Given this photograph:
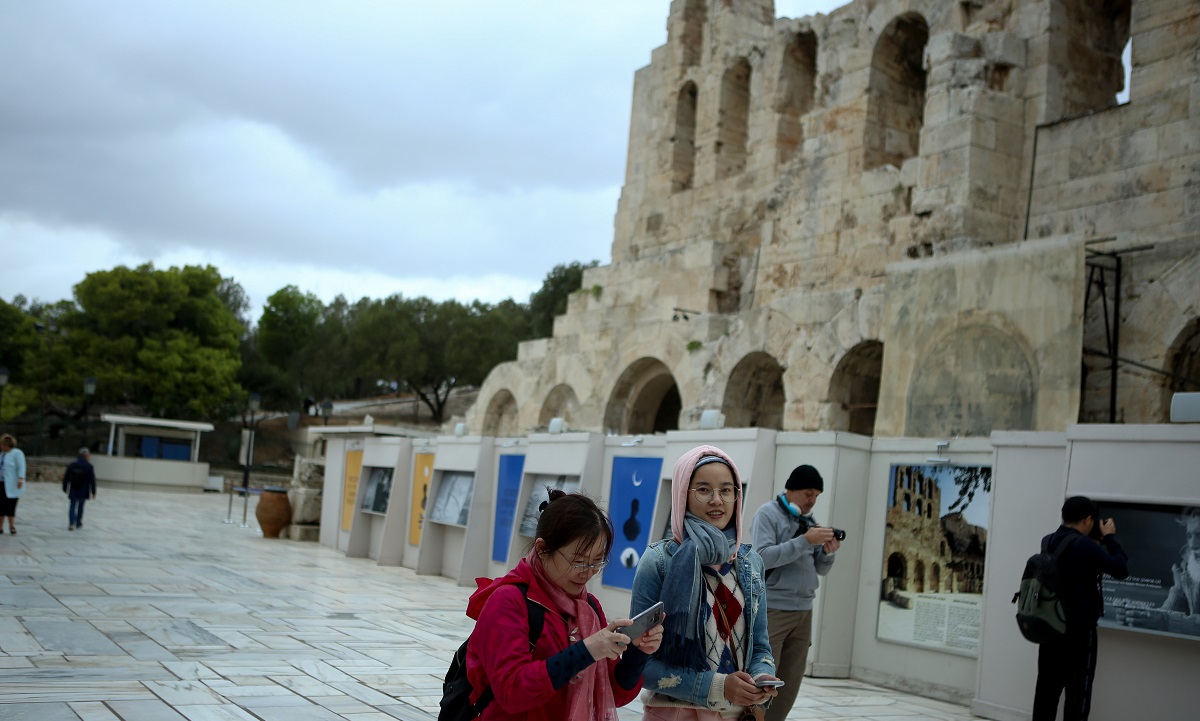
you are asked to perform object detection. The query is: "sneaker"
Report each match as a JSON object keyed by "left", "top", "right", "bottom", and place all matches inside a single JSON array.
[{"left": 68, "top": 525, "right": 75, "bottom": 531}]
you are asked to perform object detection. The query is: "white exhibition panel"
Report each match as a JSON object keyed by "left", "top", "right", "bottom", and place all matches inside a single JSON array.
[
  {"left": 852, "top": 436, "right": 996, "bottom": 703},
  {"left": 590, "top": 434, "right": 668, "bottom": 617},
  {"left": 416, "top": 435, "right": 496, "bottom": 586},
  {"left": 502, "top": 432, "right": 605, "bottom": 570},
  {"left": 973, "top": 432, "right": 1068, "bottom": 721},
  {"left": 774, "top": 431, "right": 872, "bottom": 679},
  {"left": 341, "top": 437, "right": 410, "bottom": 564}
]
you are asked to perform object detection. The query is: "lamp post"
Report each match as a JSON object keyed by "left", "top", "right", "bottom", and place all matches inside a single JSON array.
[
  {"left": 321, "top": 400, "right": 333, "bottom": 426},
  {"left": 240, "top": 393, "right": 261, "bottom": 528},
  {"left": 0, "top": 367, "right": 8, "bottom": 422},
  {"left": 82, "top": 376, "right": 96, "bottom": 449}
]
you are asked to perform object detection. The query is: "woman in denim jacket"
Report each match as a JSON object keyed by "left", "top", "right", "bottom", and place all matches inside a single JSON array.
[{"left": 630, "top": 445, "right": 780, "bottom": 720}]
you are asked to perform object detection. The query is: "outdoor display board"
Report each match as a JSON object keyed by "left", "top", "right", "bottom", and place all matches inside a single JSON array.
[
  {"left": 409, "top": 452, "right": 434, "bottom": 545},
  {"left": 602, "top": 456, "right": 664, "bottom": 590},
  {"left": 340, "top": 449, "right": 364, "bottom": 531},
  {"left": 493, "top": 454, "right": 526, "bottom": 563},
  {"left": 517, "top": 474, "right": 580, "bottom": 537},
  {"left": 876, "top": 463, "right": 991, "bottom": 657},
  {"left": 358, "top": 466, "right": 394, "bottom": 514},
  {"left": 429, "top": 471, "right": 475, "bottom": 526},
  {"left": 1099, "top": 501, "right": 1200, "bottom": 641}
]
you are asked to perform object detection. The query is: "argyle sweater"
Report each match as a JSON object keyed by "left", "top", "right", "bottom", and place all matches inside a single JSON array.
[{"left": 703, "top": 563, "right": 747, "bottom": 675}]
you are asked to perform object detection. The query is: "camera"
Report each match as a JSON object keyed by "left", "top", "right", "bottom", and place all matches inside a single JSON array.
[{"left": 832, "top": 528, "right": 847, "bottom": 541}]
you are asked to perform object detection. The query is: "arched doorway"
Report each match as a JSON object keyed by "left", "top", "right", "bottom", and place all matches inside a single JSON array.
[
  {"left": 482, "top": 389, "right": 519, "bottom": 437},
  {"left": 604, "top": 359, "right": 681, "bottom": 435},
  {"left": 864, "top": 14, "right": 929, "bottom": 170},
  {"left": 828, "top": 340, "right": 883, "bottom": 435},
  {"left": 723, "top": 352, "right": 785, "bottom": 429},
  {"left": 539, "top": 384, "right": 580, "bottom": 429}
]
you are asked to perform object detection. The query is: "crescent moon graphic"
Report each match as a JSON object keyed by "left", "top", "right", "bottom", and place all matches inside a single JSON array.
[{"left": 631, "top": 472, "right": 643, "bottom": 487}]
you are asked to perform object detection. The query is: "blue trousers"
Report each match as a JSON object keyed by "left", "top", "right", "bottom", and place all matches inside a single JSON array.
[{"left": 69, "top": 498, "right": 87, "bottom": 527}]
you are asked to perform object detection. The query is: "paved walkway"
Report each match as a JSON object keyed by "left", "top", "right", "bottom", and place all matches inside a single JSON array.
[{"left": 0, "top": 483, "right": 980, "bottom": 720}]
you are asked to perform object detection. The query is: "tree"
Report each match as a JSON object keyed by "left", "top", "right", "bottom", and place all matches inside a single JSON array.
[
  {"left": 257, "top": 286, "right": 323, "bottom": 370},
  {"left": 946, "top": 466, "right": 993, "bottom": 514},
  {"left": 528, "top": 260, "right": 598, "bottom": 338},
  {"left": 65, "top": 264, "right": 243, "bottom": 420}
]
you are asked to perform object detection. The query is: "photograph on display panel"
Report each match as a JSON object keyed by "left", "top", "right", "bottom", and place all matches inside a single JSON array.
[
  {"left": 1099, "top": 502, "right": 1200, "bottom": 641},
  {"left": 517, "top": 474, "right": 581, "bottom": 537},
  {"left": 602, "top": 456, "right": 664, "bottom": 589},
  {"left": 359, "top": 466, "right": 394, "bottom": 514},
  {"left": 876, "top": 463, "right": 991, "bottom": 657},
  {"left": 428, "top": 471, "right": 475, "bottom": 526}
]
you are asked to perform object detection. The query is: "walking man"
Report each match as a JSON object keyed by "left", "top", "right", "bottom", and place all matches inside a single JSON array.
[
  {"left": 751, "top": 464, "right": 840, "bottom": 721},
  {"left": 1032, "top": 496, "right": 1128, "bottom": 721},
  {"left": 63, "top": 448, "right": 96, "bottom": 530}
]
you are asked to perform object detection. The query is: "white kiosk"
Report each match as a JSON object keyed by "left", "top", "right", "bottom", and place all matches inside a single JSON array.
[
  {"left": 416, "top": 433, "right": 497, "bottom": 586},
  {"left": 773, "top": 431, "right": 873, "bottom": 679},
  {"left": 339, "top": 436, "right": 413, "bottom": 564},
  {"left": 497, "top": 431, "right": 605, "bottom": 576}
]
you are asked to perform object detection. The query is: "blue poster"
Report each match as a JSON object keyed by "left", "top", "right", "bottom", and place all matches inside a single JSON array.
[
  {"left": 603, "top": 456, "right": 664, "bottom": 590},
  {"left": 493, "top": 454, "right": 526, "bottom": 562}
]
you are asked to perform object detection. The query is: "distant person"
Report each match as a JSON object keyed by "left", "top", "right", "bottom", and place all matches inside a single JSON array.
[
  {"left": 465, "top": 491, "right": 661, "bottom": 720},
  {"left": 0, "top": 434, "right": 26, "bottom": 535},
  {"left": 1032, "top": 496, "right": 1128, "bottom": 721},
  {"left": 751, "top": 464, "right": 840, "bottom": 721},
  {"left": 63, "top": 447, "right": 97, "bottom": 530}
]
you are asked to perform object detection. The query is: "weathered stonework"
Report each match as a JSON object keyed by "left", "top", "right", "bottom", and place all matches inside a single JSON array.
[{"left": 467, "top": 0, "right": 1199, "bottom": 438}]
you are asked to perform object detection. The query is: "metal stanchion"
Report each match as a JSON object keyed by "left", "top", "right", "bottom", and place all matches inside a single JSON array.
[{"left": 224, "top": 483, "right": 235, "bottom": 523}]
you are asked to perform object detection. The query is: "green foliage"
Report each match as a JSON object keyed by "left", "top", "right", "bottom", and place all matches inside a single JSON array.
[
  {"left": 528, "top": 260, "right": 598, "bottom": 338},
  {"left": 60, "top": 263, "right": 243, "bottom": 419},
  {"left": 257, "top": 286, "right": 323, "bottom": 369},
  {"left": 947, "top": 466, "right": 993, "bottom": 514},
  {"left": 686, "top": 340, "right": 703, "bottom": 353}
]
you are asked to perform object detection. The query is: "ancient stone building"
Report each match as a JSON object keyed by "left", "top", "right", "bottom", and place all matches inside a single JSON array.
[
  {"left": 884, "top": 466, "right": 952, "bottom": 594},
  {"left": 466, "top": 0, "right": 1200, "bottom": 439}
]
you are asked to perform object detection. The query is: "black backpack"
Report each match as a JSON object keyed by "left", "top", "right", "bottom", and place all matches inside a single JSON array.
[
  {"left": 1012, "top": 534, "right": 1079, "bottom": 643},
  {"left": 438, "top": 582, "right": 599, "bottom": 721}
]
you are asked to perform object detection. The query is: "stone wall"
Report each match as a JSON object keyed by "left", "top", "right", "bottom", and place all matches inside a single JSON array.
[{"left": 466, "top": 0, "right": 1199, "bottom": 439}]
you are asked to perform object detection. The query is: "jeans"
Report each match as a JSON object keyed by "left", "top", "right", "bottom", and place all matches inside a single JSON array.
[{"left": 69, "top": 498, "right": 87, "bottom": 527}]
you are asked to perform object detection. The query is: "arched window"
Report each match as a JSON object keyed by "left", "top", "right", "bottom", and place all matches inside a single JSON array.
[
  {"left": 717, "top": 57, "right": 752, "bottom": 179},
  {"left": 864, "top": 14, "right": 929, "bottom": 170},
  {"left": 672, "top": 82, "right": 698, "bottom": 192},
  {"left": 776, "top": 30, "right": 817, "bottom": 164}
]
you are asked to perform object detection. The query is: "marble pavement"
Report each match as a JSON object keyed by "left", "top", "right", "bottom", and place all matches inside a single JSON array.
[{"left": 0, "top": 482, "right": 981, "bottom": 720}]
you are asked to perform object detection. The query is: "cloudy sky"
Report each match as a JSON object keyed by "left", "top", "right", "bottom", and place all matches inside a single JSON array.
[{"left": 2, "top": 1, "right": 847, "bottom": 321}]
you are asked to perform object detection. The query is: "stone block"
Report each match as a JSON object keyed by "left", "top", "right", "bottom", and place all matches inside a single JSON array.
[
  {"left": 925, "top": 32, "right": 982, "bottom": 67},
  {"left": 981, "top": 31, "right": 1027, "bottom": 68},
  {"left": 912, "top": 186, "right": 948, "bottom": 216}
]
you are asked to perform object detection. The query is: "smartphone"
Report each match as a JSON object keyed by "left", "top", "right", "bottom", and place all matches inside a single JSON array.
[
  {"left": 617, "top": 601, "right": 665, "bottom": 640},
  {"left": 753, "top": 679, "right": 785, "bottom": 689}
]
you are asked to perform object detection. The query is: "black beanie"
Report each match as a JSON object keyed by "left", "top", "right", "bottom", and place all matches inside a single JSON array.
[{"left": 785, "top": 464, "right": 823, "bottom": 492}]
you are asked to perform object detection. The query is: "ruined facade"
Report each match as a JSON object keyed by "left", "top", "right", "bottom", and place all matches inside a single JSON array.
[{"left": 466, "top": 0, "right": 1200, "bottom": 439}]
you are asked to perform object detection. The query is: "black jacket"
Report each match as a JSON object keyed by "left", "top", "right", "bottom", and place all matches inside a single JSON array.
[
  {"left": 1043, "top": 526, "right": 1128, "bottom": 630},
  {"left": 63, "top": 459, "right": 96, "bottom": 500}
]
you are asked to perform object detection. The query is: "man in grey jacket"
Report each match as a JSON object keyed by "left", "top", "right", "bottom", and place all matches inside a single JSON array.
[{"left": 751, "top": 464, "right": 840, "bottom": 721}]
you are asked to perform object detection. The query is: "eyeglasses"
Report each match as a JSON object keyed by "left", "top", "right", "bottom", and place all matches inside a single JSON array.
[
  {"left": 556, "top": 550, "right": 609, "bottom": 572},
  {"left": 690, "top": 486, "right": 739, "bottom": 503}
]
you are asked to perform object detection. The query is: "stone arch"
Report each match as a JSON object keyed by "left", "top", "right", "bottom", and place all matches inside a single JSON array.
[
  {"left": 604, "top": 358, "right": 682, "bottom": 435},
  {"left": 672, "top": 82, "right": 699, "bottom": 192},
  {"left": 482, "top": 389, "right": 520, "bottom": 437},
  {"left": 722, "top": 351, "right": 785, "bottom": 429},
  {"left": 827, "top": 340, "right": 883, "bottom": 436},
  {"left": 539, "top": 384, "right": 580, "bottom": 429},
  {"left": 864, "top": 13, "right": 929, "bottom": 171},
  {"left": 1163, "top": 317, "right": 1200, "bottom": 420},
  {"left": 776, "top": 29, "right": 817, "bottom": 164},
  {"left": 1055, "top": 0, "right": 1131, "bottom": 116},
  {"left": 906, "top": 323, "right": 1036, "bottom": 437},
  {"left": 914, "top": 559, "right": 926, "bottom": 592},
  {"left": 680, "top": 0, "right": 706, "bottom": 67},
  {"left": 717, "top": 57, "right": 752, "bottom": 180}
]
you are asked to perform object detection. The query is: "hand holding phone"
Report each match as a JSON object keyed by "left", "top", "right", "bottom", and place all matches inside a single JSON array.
[
  {"left": 617, "top": 601, "right": 665, "bottom": 640},
  {"left": 753, "top": 678, "right": 785, "bottom": 689}
]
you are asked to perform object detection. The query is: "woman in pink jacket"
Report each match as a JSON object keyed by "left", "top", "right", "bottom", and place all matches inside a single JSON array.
[{"left": 466, "top": 491, "right": 663, "bottom": 720}]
